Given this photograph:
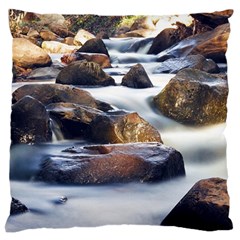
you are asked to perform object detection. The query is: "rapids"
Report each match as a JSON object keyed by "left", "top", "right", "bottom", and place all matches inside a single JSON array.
[{"left": 6, "top": 37, "right": 228, "bottom": 231}]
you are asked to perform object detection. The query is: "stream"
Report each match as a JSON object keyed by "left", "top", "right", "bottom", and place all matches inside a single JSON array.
[{"left": 6, "top": 37, "right": 228, "bottom": 232}]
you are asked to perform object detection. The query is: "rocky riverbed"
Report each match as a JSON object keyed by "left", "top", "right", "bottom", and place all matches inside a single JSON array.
[{"left": 6, "top": 9, "right": 233, "bottom": 231}]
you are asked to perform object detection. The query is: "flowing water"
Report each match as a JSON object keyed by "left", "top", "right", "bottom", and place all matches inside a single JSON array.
[{"left": 6, "top": 37, "right": 228, "bottom": 232}]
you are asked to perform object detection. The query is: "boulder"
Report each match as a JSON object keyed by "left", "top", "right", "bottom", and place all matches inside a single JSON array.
[
  {"left": 36, "top": 142, "right": 185, "bottom": 184},
  {"left": 153, "top": 54, "right": 220, "bottom": 74},
  {"left": 77, "top": 38, "right": 110, "bottom": 57},
  {"left": 191, "top": 9, "right": 233, "bottom": 28},
  {"left": 153, "top": 68, "right": 228, "bottom": 125},
  {"left": 40, "top": 29, "right": 59, "bottom": 41},
  {"left": 73, "top": 29, "right": 95, "bottom": 46},
  {"left": 11, "top": 96, "right": 52, "bottom": 144},
  {"left": 56, "top": 60, "right": 115, "bottom": 86},
  {"left": 47, "top": 103, "right": 162, "bottom": 143},
  {"left": 61, "top": 52, "right": 112, "bottom": 68},
  {"left": 161, "top": 178, "right": 233, "bottom": 231},
  {"left": 27, "top": 28, "right": 40, "bottom": 38},
  {"left": 96, "top": 31, "right": 110, "bottom": 39},
  {"left": 148, "top": 24, "right": 192, "bottom": 55},
  {"left": 63, "top": 37, "right": 75, "bottom": 45},
  {"left": 41, "top": 41, "right": 79, "bottom": 54},
  {"left": 47, "top": 103, "right": 103, "bottom": 139},
  {"left": 48, "top": 22, "right": 69, "bottom": 38},
  {"left": 158, "top": 23, "right": 230, "bottom": 63},
  {"left": 91, "top": 110, "right": 162, "bottom": 143},
  {"left": 148, "top": 28, "right": 179, "bottom": 54},
  {"left": 10, "top": 198, "right": 28, "bottom": 215},
  {"left": 12, "top": 38, "right": 52, "bottom": 68},
  {"left": 12, "top": 83, "right": 113, "bottom": 112},
  {"left": 121, "top": 63, "right": 153, "bottom": 88}
]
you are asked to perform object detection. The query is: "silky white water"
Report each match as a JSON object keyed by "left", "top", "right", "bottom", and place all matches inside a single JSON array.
[{"left": 6, "top": 38, "right": 228, "bottom": 232}]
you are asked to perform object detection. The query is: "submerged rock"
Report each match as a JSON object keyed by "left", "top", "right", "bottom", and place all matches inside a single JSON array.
[
  {"left": 11, "top": 96, "right": 52, "bottom": 144},
  {"left": 153, "top": 68, "right": 228, "bottom": 125},
  {"left": 13, "top": 38, "right": 52, "bottom": 68},
  {"left": 12, "top": 83, "right": 112, "bottom": 112},
  {"left": 121, "top": 63, "right": 153, "bottom": 88},
  {"left": 153, "top": 54, "right": 220, "bottom": 74},
  {"left": 56, "top": 60, "right": 115, "bottom": 86},
  {"left": 36, "top": 142, "right": 185, "bottom": 184},
  {"left": 161, "top": 177, "right": 233, "bottom": 231},
  {"left": 10, "top": 198, "right": 28, "bottom": 215}
]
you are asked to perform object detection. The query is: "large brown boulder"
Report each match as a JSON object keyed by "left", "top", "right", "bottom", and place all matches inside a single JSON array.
[
  {"left": 158, "top": 23, "right": 230, "bottom": 63},
  {"left": 153, "top": 54, "right": 220, "bottom": 74},
  {"left": 77, "top": 38, "right": 110, "bottom": 57},
  {"left": 39, "top": 29, "right": 59, "bottom": 41},
  {"left": 48, "top": 22, "right": 69, "bottom": 38},
  {"left": 12, "top": 83, "right": 112, "bottom": 112},
  {"left": 161, "top": 178, "right": 233, "bottom": 231},
  {"left": 153, "top": 68, "right": 228, "bottom": 125},
  {"left": 61, "top": 52, "right": 112, "bottom": 68},
  {"left": 121, "top": 63, "right": 153, "bottom": 88},
  {"left": 91, "top": 110, "right": 162, "bottom": 144},
  {"left": 11, "top": 96, "right": 52, "bottom": 144},
  {"left": 56, "top": 60, "right": 115, "bottom": 86},
  {"left": 36, "top": 142, "right": 185, "bottom": 184},
  {"left": 12, "top": 38, "right": 52, "bottom": 68},
  {"left": 47, "top": 103, "right": 162, "bottom": 143},
  {"left": 191, "top": 9, "right": 233, "bottom": 28}
]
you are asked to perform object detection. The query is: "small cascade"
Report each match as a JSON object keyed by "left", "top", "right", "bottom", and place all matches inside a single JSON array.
[{"left": 49, "top": 118, "right": 64, "bottom": 142}]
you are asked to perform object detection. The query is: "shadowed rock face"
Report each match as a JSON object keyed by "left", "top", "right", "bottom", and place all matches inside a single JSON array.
[
  {"left": 121, "top": 63, "right": 153, "bottom": 88},
  {"left": 10, "top": 198, "right": 28, "bottom": 215},
  {"left": 11, "top": 96, "right": 52, "bottom": 144},
  {"left": 161, "top": 177, "right": 233, "bottom": 231},
  {"left": 153, "top": 68, "right": 228, "bottom": 125},
  {"left": 47, "top": 103, "right": 162, "bottom": 143},
  {"left": 12, "top": 83, "right": 112, "bottom": 112},
  {"left": 56, "top": 60, "right": 116, "bottom": 86},
  {"left": 36, "top": 142, "right": 185, "bottom": 184}
]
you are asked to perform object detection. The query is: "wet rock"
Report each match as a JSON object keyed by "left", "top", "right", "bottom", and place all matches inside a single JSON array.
[
  {"left": 41, "top": 41, "right": 80, "bottom": 54},
  {"left": 153, "top": 68, "right": 228, "bottom": 125},
  {"left": 91, "top": 110, "right": 162, "bottom": 143},
  {"left": 26, "top": 66, "right": 61, "bottom": 80},
  {"left": 47, "top": 102, "right": 103, "bottom": 139},
  {"left": 148, "top": 28, "right": 180, "bottom": 54},
  {"left": 148, "top": 24, "right": 192, "bottom": 55},
  {"left": 77, "top": 38, "right": 110, "bottom": 57},
  {"left": 56, "top": 60, "right": 115, "bottom": 86},
  {"left": 61, "top": 52, "right": 112, "bottom": 68},
  {"left": 36, "top": 142, "right": 185, "bottom": 184},
  {"left": 73, "top": 29, "right": 95, "bottom": 46},
  {"left": 12, "top": 83, "right": 113, "bottom": 112},
  {"left": 161, "top": 178, "right": 232, "bottom": 231},
  {"left": 158, "top": 23, "right": 230, "bottom": 63},
  {"left": 13, "top": 38, "right": 52, "bottom": 68},
  {"left": 47, "top": 103, "right": 161, "bottom": 143},
  {"left": 153, "top": 54, "right": 220, "bottom": 74},
  {"left": 191, "top": 9, "right": 233, "bottom": 28},
  {"left": 121, "top": 63, "right": 153, "bottom": 88},
  {"left": 10, "top": 198, "right": 28, "bottom": 215},
  {"left": 11, "top": 96, "right": 52, "bottom": 144}
]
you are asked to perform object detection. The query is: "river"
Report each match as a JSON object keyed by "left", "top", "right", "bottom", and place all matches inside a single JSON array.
[{"left": 6, "top": 37, "right": 228, "bottom": 231}]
